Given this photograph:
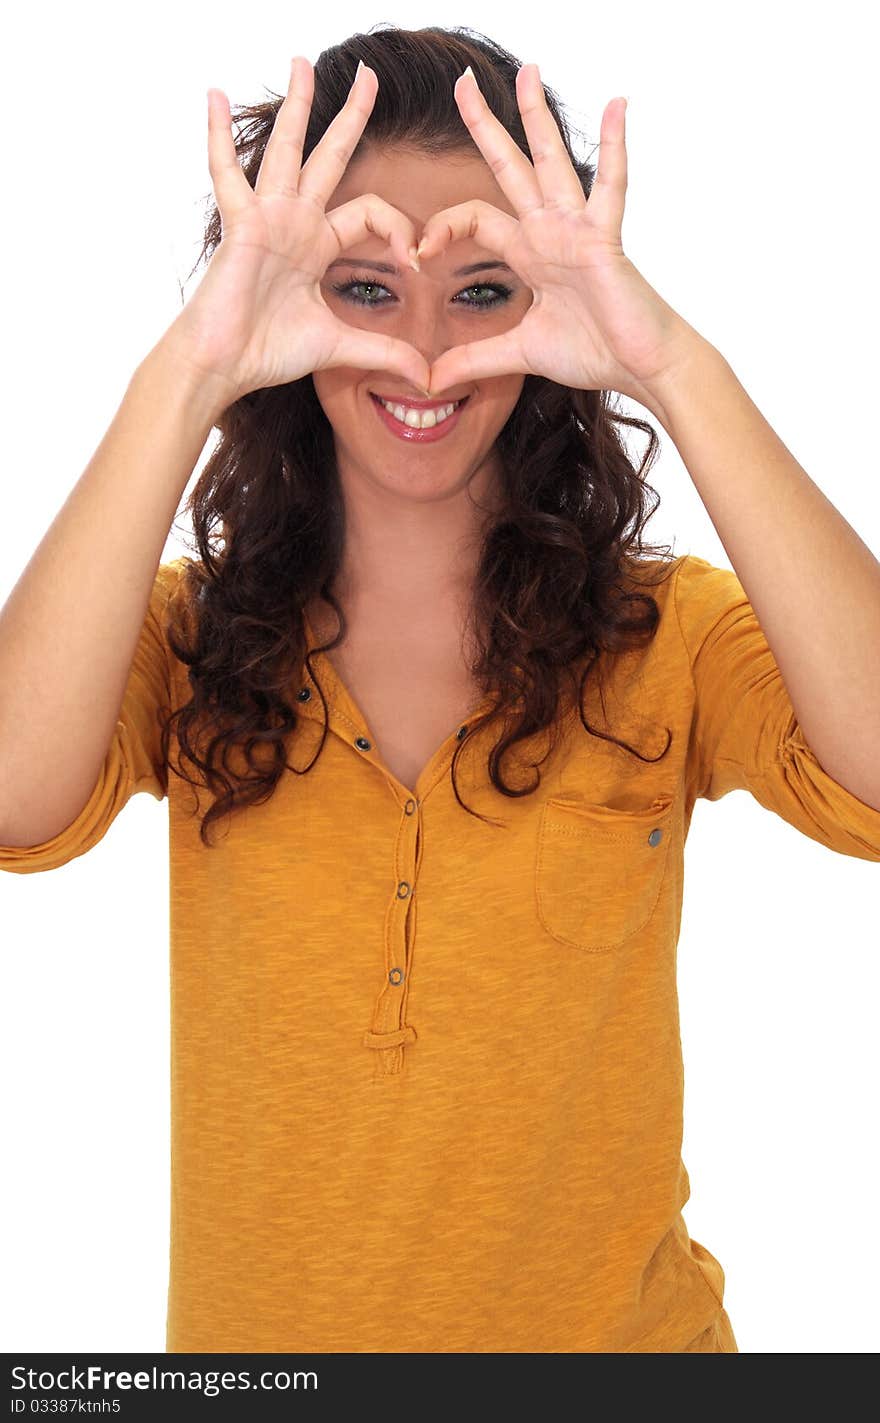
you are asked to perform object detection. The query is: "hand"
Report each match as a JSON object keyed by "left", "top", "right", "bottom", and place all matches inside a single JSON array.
[
  {"left": 421, "top": 65, "right": 702, "bottom": 406},
  {"left": 165, "top": 58, "right": 431, "bottom": 405}
]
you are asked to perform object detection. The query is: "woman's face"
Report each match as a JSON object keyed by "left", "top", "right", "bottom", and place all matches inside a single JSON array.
[{"left": 312, "top": 144, "right": 533, "bottom": 507}]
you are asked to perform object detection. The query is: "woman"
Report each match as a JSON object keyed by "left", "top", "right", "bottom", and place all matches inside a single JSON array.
[{"left": 2, "top": 23, "right": 880, "bottom": 1355}]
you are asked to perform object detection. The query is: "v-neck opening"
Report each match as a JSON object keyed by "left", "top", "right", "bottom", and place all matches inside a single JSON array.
[{"left": 300, "top": 605, "right": 498, "bottom": 799}]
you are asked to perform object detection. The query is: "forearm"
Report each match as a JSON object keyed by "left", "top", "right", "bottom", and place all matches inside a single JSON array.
[
  {"left": 0, "top": 338, "right": 229, "bottom": 846},
  {"left": 642, "top": 337, "right": 880, "bottom": 812}
]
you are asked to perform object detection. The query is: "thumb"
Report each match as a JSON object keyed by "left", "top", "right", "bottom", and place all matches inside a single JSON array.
[
  {"left": 329, "top": 325, "right": 431, "bottom": 395},
  {"left": 427, "top": 331, "right": 528, "bottom": 397}
]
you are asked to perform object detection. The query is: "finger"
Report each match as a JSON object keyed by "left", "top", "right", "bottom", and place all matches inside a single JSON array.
[
  {"left": 426, "top": 330, "right": 531, "bottom": 397},
  {"left": 324, "top": 193, "right": 421, "bottom": 285},
  {"left": 297, "top": 61, "right": 381, "bottom": 211},
  {"left": 206, "top": 86, "right": 256, "bottom": 225},
  {"left": 452, "top": 66, "right": 543, "bottom": 217},
  {"left": 586, "top": 98, "right": 628, "bottom": 235},
  {"left": 254, "top": 56, "right": 315, "bottom": 199},
  {"left": 326, "top": 325, "right": 431, "bottom": 394},
  {"left": 513, "top": 64, "right": 586, "bottom": 211},
  {"left": 416, "top": 198, "right": 519, "bottom": 267}
]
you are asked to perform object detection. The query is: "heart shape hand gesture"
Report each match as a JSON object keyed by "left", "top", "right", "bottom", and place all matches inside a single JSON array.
[{"left": 172, "top": 56, "right": 702, "bottom": 417}]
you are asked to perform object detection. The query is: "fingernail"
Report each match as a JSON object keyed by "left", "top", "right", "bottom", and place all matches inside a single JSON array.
[
  {"left": 408, "top": 246, "right": 421, "bottom": 272},
  {"left": 460, "top": 65, "right": 474, "bottom": 83},
  {"left": 416, "top": 237, "right": 427, "bottom": 257}
]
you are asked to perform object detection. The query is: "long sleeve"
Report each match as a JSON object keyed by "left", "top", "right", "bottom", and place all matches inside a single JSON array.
[
  {"left": 673, "top": 552, "right": 880, "bottom": 862},
  {"left": 0, "top": 557, "right": 186, "bottom": 875}
]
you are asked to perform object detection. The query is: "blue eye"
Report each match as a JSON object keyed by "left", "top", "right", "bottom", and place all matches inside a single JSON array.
[{"left": 330, "top": 275, "right": 514, "bottom": 309}]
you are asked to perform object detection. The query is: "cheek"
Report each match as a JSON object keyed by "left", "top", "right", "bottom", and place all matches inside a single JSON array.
[
  {"left": 480, "top": 374, "right": 526, "bottom": 412},
  {"left": 311, "top": 368, "right": 363, "bottom": 410},
  {"left": 320, "top": 288, "right": 374, "bottom": 332}
]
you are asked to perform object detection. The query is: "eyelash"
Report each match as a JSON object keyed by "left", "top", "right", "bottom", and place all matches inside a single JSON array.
[{"left": 330, "top": 273, "right": 514, "bottom": 310}]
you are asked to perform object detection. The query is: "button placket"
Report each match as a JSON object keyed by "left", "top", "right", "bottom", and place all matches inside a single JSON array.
[
  {"left": 299, "top": 652, "right": 463, "bottom": 1077},
  {"left": 362, "top": 724, "right": 474, "bottom": 1077},
  {"left": 302, "top": 685, "right": 422, "bottom": 1074},
  {"left": 363, "top": 797, "right": 421, "bottom": 1078}
]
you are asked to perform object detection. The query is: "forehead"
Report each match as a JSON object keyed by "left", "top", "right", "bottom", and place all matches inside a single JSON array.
[{"left": 324, "top": 145, "right": 518, "bottom": 231}]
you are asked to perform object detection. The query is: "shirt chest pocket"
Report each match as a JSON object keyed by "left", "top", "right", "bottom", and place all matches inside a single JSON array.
[{"left": 536, "top": 792, "right": 676, "bottom": 953}]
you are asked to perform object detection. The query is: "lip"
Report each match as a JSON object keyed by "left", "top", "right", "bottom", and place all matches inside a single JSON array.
[{"left": 369, "top": 391, "right": 468, "bottom": 443}]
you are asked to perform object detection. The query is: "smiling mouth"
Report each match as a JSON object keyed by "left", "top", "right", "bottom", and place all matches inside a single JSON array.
[
  {"left": 369, "top": 391, "right": 469, "bottom": 430},
  {"left": 370, "top": 391, "right": 470, "bottom": 408}
]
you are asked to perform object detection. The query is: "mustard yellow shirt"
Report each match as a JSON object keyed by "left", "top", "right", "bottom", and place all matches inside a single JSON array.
[{"left": 4, "top": 552, "right": 879, "bottom": 1353}]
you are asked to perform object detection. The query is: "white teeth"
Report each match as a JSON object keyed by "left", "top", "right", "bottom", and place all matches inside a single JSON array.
[{"left": 377, "top": 397, "right": 460, "bottom": 429}]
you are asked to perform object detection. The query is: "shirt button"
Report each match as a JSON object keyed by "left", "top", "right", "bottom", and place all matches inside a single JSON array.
[
  {"left": 397, "top": 881, "right": 411, "bottom": 899},
  {"left": 648, "top": 828, "right": 663, "bottom": 846},
  {"left": 355, "top": 736, "right": 371, "bottom": 751},
  {"left": 388, "top": 967, "right": 405, "bottom": 985},
  {"left": 404, "top": 798, "right": 416, "bottom": 815},
  {"left": 456, "top": 724, "right": 468, "bottom": 740},
  {"left": 297, "top": 686, "right": 311, "bottom": 701}
]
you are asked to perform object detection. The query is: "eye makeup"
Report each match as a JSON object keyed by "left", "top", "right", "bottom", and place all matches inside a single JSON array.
[{"left": 329, "top": 273, "right": 515, "bottom": 310}]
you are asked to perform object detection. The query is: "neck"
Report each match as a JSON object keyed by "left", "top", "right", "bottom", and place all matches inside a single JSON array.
[{"left": 324, "top": 453, "right": 504, "bottom": 619}]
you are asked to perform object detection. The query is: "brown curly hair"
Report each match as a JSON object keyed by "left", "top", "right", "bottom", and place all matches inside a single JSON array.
[{"left": 160, "top": 22, "right": 678, "bottom": 849}]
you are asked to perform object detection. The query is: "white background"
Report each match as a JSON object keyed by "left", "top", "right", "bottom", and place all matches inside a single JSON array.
[{"left": 1, "top": 0, "right": 878, "bottom": 1355}]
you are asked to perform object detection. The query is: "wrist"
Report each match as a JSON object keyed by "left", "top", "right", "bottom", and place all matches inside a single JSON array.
[
  {"left": 136, "top": 330, "right": 241, "bottom": 429},
  {"left": 639, "top": 331, "right": 726, "bottom": 429}
]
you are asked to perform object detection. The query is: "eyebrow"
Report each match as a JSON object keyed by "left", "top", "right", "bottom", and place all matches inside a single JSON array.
[{"left": 325, "top": 258, "right": 514, "bottom": 277}]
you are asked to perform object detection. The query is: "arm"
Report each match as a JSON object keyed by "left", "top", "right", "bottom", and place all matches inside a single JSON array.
[
  {"left": 642, "top": 336, "right": 880, "bottom": 813},
  {"left": 0, "top": 338, "right": 229, "bottom": 847}
]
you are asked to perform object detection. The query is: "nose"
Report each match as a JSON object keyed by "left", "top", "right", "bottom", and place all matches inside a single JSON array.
[
  {"left": 393, "top": 300, "right": 458, "bottom": 388},
  {"left": 396, "top": 260, "right": 469, "bottom": 342}
]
